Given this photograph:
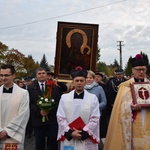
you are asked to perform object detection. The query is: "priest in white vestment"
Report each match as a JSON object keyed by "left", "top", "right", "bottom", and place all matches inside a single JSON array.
[
  {"left": 0, "top": 64, "right": 29, "bottom": 150},
  {"left": 57, "top": 66, "right": 100, "bottom": 150}
]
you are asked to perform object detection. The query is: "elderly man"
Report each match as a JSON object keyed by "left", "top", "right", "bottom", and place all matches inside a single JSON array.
[
  {"left": 0, "top": 64, "right": 29, "bottom": 149},
  {"left": 104, "top": 54, "right": 150, "bottom": 150},
  {"left": 57, "top": 66, "right": 100, "bottom": 150}
]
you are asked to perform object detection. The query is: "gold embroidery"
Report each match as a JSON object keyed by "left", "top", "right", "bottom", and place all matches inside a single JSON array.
[
  {"left": 133, "top": 136, "right": 150, "bottom": 147},
  {"left": 121, "top": 91, "right": 132, "bottom": 149},
  {"left": 66, "top": 29, "right": 91, "bottom": 55},
  {"left": 5, "top": 143, "right": 18, "bottom": 150}
]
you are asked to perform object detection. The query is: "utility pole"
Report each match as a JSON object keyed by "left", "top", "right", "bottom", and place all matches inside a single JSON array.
[{"left": 117, "top": 41, "right": 124, "bottom": 69}]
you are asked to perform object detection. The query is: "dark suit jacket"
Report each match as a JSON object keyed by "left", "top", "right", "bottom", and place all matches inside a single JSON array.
[
  {"left": 107, "top": 77, "right": 126, "bottom": 106},
  {"left": 28, "top": 80, "right": 61, "bottom": 127}
]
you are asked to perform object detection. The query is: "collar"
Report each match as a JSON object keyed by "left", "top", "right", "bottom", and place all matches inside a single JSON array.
[
  {"left": 74, "top": 91, "right": 84, "bottom": 99},
  {"left": 134, "top": 78, "right": 144, "bottom": 82},
  {"left": 3, "top": 86, "right": 13, "bottom": 93},
  {"left": 38, "top": 81, "right": 46, "bottom": 85}
]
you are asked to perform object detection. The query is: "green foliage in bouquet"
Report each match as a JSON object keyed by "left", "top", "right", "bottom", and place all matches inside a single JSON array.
[{"left": 37, "top": 80, "right": 56, "bottom": 122}]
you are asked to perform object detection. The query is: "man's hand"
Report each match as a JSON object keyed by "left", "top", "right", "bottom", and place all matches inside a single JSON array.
[
  {"left": 131, "top": 103, "right": 141, "bottom": 111},
  {"left": 0, "top": 130, "right": 8, "bottom": 140},
  {"left": 71, "top": 128, "right": 82, "bottom": 140},
  {"left": 40, "top": 110, "right": 48, "bottom": 116}
]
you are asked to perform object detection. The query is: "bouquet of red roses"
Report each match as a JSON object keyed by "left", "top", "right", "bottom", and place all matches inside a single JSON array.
[{"left": 37, "top": 80, "right": 56, "bottom": 122}]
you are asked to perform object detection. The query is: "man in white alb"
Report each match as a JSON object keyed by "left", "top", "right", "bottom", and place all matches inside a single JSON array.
[
  {"left": 0, "top": 64, "right": 29, "bottom": 150},
  {"left": 57, "top": 66, "right": 100, "bottom": 150}
]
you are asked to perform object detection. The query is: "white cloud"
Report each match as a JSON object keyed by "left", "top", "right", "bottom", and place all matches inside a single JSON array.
[{"left": 0, "top": 0, "right": 150, "bottom": 69}]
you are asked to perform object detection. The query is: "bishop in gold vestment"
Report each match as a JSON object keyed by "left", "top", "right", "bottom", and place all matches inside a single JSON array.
[{"left": 104, "top": 54, "right": 150, "bottom": 150}]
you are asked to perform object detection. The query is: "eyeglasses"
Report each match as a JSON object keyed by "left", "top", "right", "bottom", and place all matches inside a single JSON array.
[
  {"left": 133, "top": 68, "right": 147, "bottom": 72},
  {"left": 0, "top": 74, "right": 12, "bottom": 77}
]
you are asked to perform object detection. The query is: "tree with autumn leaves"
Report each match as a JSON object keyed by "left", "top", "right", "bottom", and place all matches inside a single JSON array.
[
  {"left": 1, "top": 41, "right": 149, "bottom": 79},
  {"left": 0, "top": 41, "right": 39, "bottom": 79}
]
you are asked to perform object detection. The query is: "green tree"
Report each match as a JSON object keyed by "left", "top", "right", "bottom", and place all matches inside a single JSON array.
[
  {"left": 141, "top": 52, "right": 150, "bottom": 76},
  {"left": 40, "top": 54, "right": 50, "bottom": 71},
  {"left": 96, "top": 61, "right": 109, "bottom": 76},
  {"left": 141, "top": 52, "right": 149, "bottom": 65},
  {"left": 124, "top": 56, "right": 132, "bottom": 76},
  {"left": 112, "top": 59, "right": 120, "bottom": 68},
  {"left": 23, "top": 55, "right": 40, "bottom": 78},
  {"left": 0, "top": 41, "right": 8, "bottom": 64}
]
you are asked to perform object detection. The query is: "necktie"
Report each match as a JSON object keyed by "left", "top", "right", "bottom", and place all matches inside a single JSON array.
[{"left": 41, "top": 83, "right": 44, "bottom": 94}]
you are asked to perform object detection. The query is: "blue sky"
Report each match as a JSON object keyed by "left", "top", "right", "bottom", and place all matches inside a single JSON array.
[{"left": 0, "top": 0, "right": 150, "bottom": 68}]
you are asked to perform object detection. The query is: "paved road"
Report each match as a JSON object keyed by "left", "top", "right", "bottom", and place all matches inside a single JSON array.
[
  {"left": 24, "top": 135, "right": 60, "bottom": 150},
  {"left": 24, "top": 135, "right": 35, "bottom": 150}
]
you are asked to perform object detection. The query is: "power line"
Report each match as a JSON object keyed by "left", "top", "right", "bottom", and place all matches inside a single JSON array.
[
  {"left": 0, "top": 0, "right": 127, "bottom": 30},
  {"left": 121, "top": 10, "right": 150, "bottom": 36}
]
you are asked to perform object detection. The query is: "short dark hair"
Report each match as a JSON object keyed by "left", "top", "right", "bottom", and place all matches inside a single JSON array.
[
  {"left": 0, "top": 64, "right": 15, "bottom": 74},
  {"left": 36, "top": 67, "right": 46, "bottom": 74}
]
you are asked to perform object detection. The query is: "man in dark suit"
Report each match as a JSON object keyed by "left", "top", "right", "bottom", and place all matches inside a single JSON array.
[
  {"left": 24, "top": 76, "right": 33, "bottom": 138},
  {"left": 28, "top": 67, "right": 61, "bottom": 150}
]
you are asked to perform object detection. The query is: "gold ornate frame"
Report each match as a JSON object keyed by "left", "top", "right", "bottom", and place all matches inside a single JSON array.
[
  {"left": 130, "top": 82, "right": 150, "bottom": 106},
  {"left": 54, "top": 21, "right": 99, "bottom": 80}
]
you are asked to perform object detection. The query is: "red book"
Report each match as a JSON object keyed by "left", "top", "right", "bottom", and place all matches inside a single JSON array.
[
  {"left": 69, "top": 117, "right": 98, "bottom": 144},
  {"left": 59, "top": 117, "right": 84, "bottom": 142},
  {"left": 69, "top": 117, "right": 85, "bottom": 130}
]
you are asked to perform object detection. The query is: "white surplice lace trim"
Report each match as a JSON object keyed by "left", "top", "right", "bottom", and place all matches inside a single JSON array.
[
  {"left": 57, "top": 115, "right": 69, "bottom": 139},
  {"left": 83, "top": 116, "right": 100, "bottom": 143},
  {"left": 85, "top": 139, "right": 98, "bottom": 150}
]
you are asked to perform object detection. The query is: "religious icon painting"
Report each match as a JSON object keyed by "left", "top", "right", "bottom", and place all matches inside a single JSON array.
[
  {"left": 130, "top": 82, "right": 150, "bottom": 106},
  {"left": 54, "top": 21, "right": 99, "bottom": 80}
]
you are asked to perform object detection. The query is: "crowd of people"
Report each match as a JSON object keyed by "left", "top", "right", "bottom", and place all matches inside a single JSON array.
[{"left": 0, "top": 53, "right": 149, "bottom": 150}]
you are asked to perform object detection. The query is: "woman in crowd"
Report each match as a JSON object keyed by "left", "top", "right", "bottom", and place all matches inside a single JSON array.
[
  {"left": 85, "top": 70, "right": 107, "bottom": 111},
  {"left": 84, "top": 70, "right": 107, "bottom": 150}
]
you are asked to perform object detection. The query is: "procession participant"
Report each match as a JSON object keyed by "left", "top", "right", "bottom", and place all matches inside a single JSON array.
[
  {"left": 24, "top": 76, "right": 33, "bottom": 89},
  {"left": 85, "top": 70, "right": 107, "bottom": 150},
  {"left": 24, "top": 77, "right": 33, "bottom": 139},
  {"left": 85, "top": 70, "right": 107, "bottom": 112},
  {"left": 107, "top": 68, "right": 126, "bottom": 122},
  {"left": 57, "top": 66, "right": 100, "bottom": 150},
  {"left": 0, "top": 78, "right": 3, "bottom": 86},
  {"left": 0, "top": 64, "right": 29, "bottom": 149},
  {"left": 95, "top": 72, "right": 109, "bottom": 146},
  {"left": 46, "top": 71, "right": 67, "bottom": 95},
  {"left": 28, "top": 67, "right": 61, "bottom": 150},
  {"left": 104, "top": 54, "right": 150, "bottom": 150}
]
